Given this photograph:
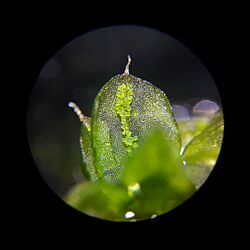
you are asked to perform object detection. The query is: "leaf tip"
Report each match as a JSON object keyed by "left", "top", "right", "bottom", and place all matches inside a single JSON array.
[
  {"left": 124, "top": 55, "right": 131, "bottom": 75},
  {"left": 68, "top": 101, "right": 84, "bottom": 122}
]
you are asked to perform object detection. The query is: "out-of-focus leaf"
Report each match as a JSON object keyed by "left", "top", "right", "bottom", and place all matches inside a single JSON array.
[
  {"left": 185, "top": 164, "right": 212, "bottom": 190},
  {"left": 177, "top": 111, "right": 223, "bottom": 148},
  {"left": 91, "top": 74, "right": 181, "bottom": 183},
  {"left": 178, "top": 116, "right": 211, "bottom": 147},
  {"left": 64, "top": 181, "right": 129, "bottom": 221},
  {"left": 181, "top": 115, "right": 224, "bottom": 188},
  {"left": 182, "top": 115, "right": 224, "bottom": 169},
  {"left": 64, "top": 129, "right": 195, "bottom": 221},
  {"left": 120, "top": 129, "right": 195, "bottom": 220}
]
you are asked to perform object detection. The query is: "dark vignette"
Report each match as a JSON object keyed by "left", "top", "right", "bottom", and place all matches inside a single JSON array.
[{"left": 7, "top": 2, "right": 249, "bottom": 249}]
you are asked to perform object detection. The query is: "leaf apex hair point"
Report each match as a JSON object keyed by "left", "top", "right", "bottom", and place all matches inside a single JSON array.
[
  {"left": 124, "top": 55, "right": 132, "bottom": 75},
  {"left": 68, "top": 101, "right": 84, "bottom": 122}
]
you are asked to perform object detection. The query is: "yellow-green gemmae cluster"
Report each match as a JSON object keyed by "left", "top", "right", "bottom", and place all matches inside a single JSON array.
[{"left": 115, "top": 83, "right": 138, "bottom": 153}]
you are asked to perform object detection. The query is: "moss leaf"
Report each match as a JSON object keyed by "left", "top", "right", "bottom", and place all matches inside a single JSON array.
[
  {"left": 64, "top": 181, "right": 129, "bottom": 221},
  {"left": 182, "top": 114, "right": 224, "bottom": 168},
  {"left": 91, "top": 74, "right": 181, "bottom": 183},
  {"left": 79, "top": 123, "right": 98, "bottom": 181},
  {"left": 120, "top": 129, "right": 195, "bottom": 219}
]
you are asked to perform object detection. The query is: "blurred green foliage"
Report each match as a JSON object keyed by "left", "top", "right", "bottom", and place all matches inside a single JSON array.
[
  {"left": 64, "top": 129, "right": 196, "bottom": 221},
  {"left": 182, "top": 113, "right": 223, "bottom": 167},
  {"left": 181, "top": 113, "right": 224, "bottom": 189},
  {"left": 64, "top": 112, "right": 224, "bottom": 221}
]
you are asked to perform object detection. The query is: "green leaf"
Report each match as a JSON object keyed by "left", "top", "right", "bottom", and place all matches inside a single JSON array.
[
  {"left": 120, "top": 129, "right": 195, "bottom": 220},
  {"left": 79, "top": 122, "right": 98, "bottom": 181},
  {"left": 184, "top": 164, "right": 212, "bottom": 190},
  {"left": 180, "top": 115, "right": 224, "bottom": 189},
  {"left": 182, "top": 114, "right": 224, "bottom": 168},
  {"left": 64, "top": 129, "right": 195, "bottom": 221},
  {"left": 178, "top": 116, "right": 212, "bottom": 147},
  {"left": 91, "top": 73, "right": 181, "bottom": 183},
  {"left": 68, "top": 102, "right": 98, "bottom": 181},
  {"left": 64, "top": 181, "right": 129, "bottom": 221}
]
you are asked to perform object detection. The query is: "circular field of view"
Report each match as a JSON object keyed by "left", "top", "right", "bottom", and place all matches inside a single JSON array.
[{"left": 27, "top": 25, "right": 224, "bottom": 221}]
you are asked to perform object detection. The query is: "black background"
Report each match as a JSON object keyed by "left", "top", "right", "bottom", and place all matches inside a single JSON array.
[{"left": 7, "top": 2, "right": 249, "bottom": 249}]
